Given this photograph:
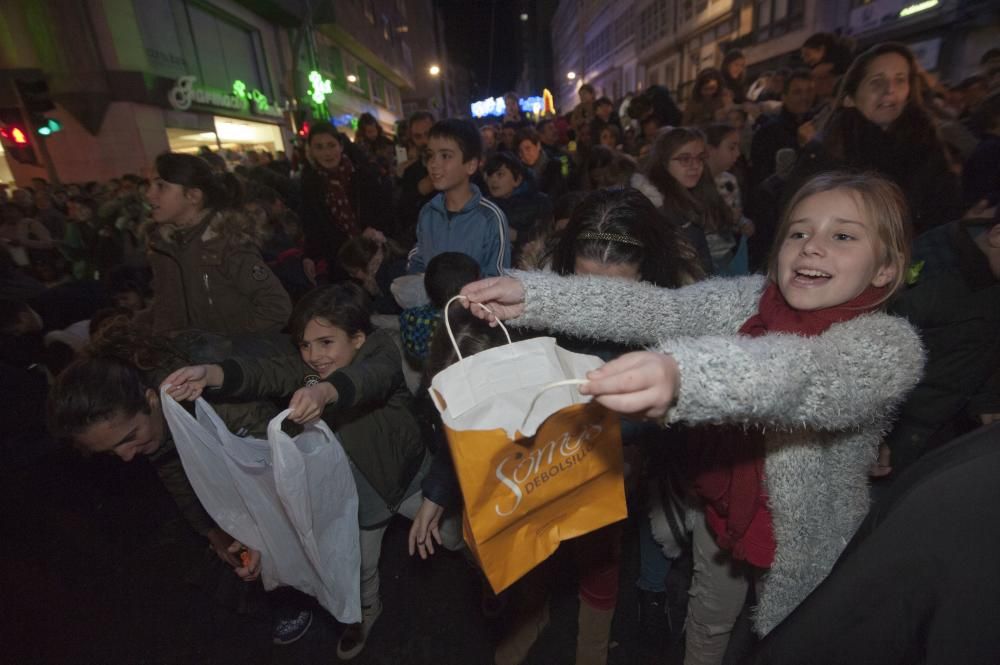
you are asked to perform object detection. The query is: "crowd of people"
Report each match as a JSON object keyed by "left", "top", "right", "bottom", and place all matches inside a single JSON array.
[{"left": 2, "top": 34, "right": 1000, "bottom": 664}]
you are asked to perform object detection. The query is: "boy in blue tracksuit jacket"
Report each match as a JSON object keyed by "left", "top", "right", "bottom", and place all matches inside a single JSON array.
[{"left": 407, "top": 119, "right": 511, "bottom": 278}]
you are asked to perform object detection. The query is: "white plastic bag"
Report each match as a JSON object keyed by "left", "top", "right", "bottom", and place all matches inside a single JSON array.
[
  {"left": 390, "top": 273, "right": 430, "bottom": 309},
  {"left": 161, "top": 390, "right": 361, "bottom": 623}
]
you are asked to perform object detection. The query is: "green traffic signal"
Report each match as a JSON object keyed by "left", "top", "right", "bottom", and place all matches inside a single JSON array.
[{"left": 36, "top": 118, "right": 62, "bottom": 136}]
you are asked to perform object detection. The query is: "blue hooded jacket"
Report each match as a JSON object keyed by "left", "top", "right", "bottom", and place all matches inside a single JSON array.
[{"left": 407, "top": 184, "right": 511, "bottom": 277}]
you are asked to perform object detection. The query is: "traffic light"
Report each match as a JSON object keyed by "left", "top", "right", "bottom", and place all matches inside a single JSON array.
[
  {"left": 0, "top": 107, "right": 38, "bottom": 164},
  {"left": 14, "top": 78, "right": 61, "bottom": 138},
  {"left": 36, "top": 118, "right": 62, "bottom": 136},
  {"left": 291, "top": 108, "right": 309, "bottom": 137}
]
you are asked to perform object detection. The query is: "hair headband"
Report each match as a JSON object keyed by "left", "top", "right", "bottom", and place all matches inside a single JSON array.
[{"left": 576, "top": 231, "right": 644, "bottom": 248}]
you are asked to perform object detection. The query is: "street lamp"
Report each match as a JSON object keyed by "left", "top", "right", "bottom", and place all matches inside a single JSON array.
[
  {"left": 566, "top": 71, "right": 577, "bottom": 80},
  {"left": 429, "top": 65, "right": 441, "bottom": 77},
  {"left": 520, "top": 13, "right": 528, "bottom": 21}
]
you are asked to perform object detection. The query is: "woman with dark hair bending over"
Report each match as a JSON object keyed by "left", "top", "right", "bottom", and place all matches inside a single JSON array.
[
  {"left": 146, "top": 152, "right": 291, "bottom": 336},
  {"left": 45, "top": 319, "right": 315, "bottom": 644}
]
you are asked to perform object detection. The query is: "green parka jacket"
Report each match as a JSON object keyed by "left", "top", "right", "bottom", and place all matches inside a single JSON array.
[
  {"left": 216, "top": 328, "right": 425, "bottom": 510},
  {"left": 147, "top": 210, "right": 292, "bottom": 336}
]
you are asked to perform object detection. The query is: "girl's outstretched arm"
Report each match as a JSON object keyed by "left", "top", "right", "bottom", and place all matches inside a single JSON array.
[
  {"left": 660, "top": 313, "right": 924, "bottom": 431},
  {"left": 507, "top": 271, "right": 765, "bottom": 346}
]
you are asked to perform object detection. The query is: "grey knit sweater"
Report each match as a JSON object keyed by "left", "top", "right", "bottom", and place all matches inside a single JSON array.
[{"left": 512, "top": 271, "right": 925, "bottom": 634}]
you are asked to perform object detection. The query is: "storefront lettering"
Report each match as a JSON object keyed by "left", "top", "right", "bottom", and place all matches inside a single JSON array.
[{"left": 168, "top": 76, "right": 282, "bottom": 118}]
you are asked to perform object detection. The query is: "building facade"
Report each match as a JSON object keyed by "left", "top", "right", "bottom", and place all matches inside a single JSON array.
[
  {"left": 552, "top": 0, "right": 585, "bottom": 111},
  {"left": 551, "top": 0, "right": 997, "bottom": 109},
  {"left": 0, "top": 0, "right": 443, "bottom": 186},
  {"left": 842, "top": 0, "right": 1000, "bottom": 83},
  {"left": 309, "top": 0, "right": 412, "bottom": 136},
  {"left": 0, "top": 0, "right": 297, "bottom": 184}
]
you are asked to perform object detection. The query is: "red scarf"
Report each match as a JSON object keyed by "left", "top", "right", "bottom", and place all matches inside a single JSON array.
[
  {"left": 690, "top": 281, "right": 886, "bottom": 568},
  {"left": 320, "top": 155, "right": 359, "bottom": 238}
]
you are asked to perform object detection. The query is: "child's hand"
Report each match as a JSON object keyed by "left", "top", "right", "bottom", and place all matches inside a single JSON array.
[
  {"left": 460, "top": 276, "right": 526, "bottom": 323},
  {"left": 408, "top": 498, "right": 445, "bottom": 560},
  {"left": 361, "top": 227, "right": 386, "bottom": 244},
  {"left": 288, "top": 383, "right": 338, "bottom": 424},
  {"left": 206, "top": 527, "right": 240, "bottom": 567},
  {"left": 162, "top": 364, "right": 224, "bottom": 401},
  {"left": 580, "top": 351, "right": 680, "bottom": 420},
  {"left": 228, "top": 540, "right": 262, "bottom": 582}
]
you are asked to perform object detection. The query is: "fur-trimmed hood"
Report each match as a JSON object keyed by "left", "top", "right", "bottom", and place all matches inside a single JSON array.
[{"left": 152, "top": 209, "right": 263, "bottom": 250}]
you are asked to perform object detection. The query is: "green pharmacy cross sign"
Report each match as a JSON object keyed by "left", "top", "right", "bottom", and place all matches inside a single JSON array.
[{"left": 307, "top": 71, "right": 333, "bottom": 114}]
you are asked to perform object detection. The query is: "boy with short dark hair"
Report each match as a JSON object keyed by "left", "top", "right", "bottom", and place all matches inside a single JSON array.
[
  {"left": 399, "top": 252, "right": 480, "bottom": 362},
  {"left": 515, "top": 127, "right": 568, "bottom": 200},
  {"left": 407, "top": 119, "right": 511, "bottom": 278},
  {"left": 484, "top": 152, "right": 553, "bottom": 256}
]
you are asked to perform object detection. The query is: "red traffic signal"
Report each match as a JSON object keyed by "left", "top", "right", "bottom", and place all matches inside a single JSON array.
[
  {"left": 0, "top": 125, "right": 30, "bottom": 145},
  {"left": 0, "top": 112, "right": 38, "bottom": 164}
]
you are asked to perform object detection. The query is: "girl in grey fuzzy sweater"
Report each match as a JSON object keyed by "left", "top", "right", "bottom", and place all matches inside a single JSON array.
[{"left": 462, "top": 173, "right": 925, "bottom": 637}]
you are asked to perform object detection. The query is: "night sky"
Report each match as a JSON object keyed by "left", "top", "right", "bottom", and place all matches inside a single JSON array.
[{"left": 436, "top": 0, "right": 524, "bottom": 99}]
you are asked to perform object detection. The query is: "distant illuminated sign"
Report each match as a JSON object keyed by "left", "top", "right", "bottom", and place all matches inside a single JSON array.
[
  {"left": 470, "top": 95, "right": 545, "bottom": 118},
  {"left": 331, "top": 114, "right": 359, "bottom": 131},
  {"left": 167, "top": 76, "right": 281, "bottom": 118},
  {"left": 899, "top": 0, "right": 938, "bottom": 17},
  {"left": 542, "top": 88, "right": 555, "bottom": 115}
]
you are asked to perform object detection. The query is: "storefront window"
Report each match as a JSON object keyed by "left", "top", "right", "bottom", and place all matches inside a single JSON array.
[
  {"left": 318, "top": 43, "right": 348, "bottom": 91},
  {"left": 133, "top": 0, "right": 273, "bottom": 99},
  {"left": 755, "top": 0, "right": 804, "bottom": 41},
  {"left": 166, "top": 116, "right": 284, "bottom": 155},
  {"left": 134, "top": 0, "right": 190, "bottom": 77}
]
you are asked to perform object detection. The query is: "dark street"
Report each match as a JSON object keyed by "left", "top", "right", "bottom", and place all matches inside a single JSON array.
[{"left": 1, "top": 441, "right": 688, "bottom": 665}]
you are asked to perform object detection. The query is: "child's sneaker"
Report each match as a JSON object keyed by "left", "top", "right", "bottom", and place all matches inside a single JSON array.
[
  {"left": 271, "top": 609, "right": 313, "bottom": 645},
  {"left": 336, "top": 599, "right": 383, "bottom": 660}
]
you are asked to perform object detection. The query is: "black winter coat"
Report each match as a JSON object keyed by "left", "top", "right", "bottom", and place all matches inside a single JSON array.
[
  {"left": 743, "top": 423, "right": 1000, "bottom": 665},
  {"left": 749, "top": 108, "right": 804, "bottom": 189},
  {"left": 299, "top": 158, "right": 392, "bottom": 276},
  {"left": 790, "top": 109, "right": 963, "bottom": 234},
  {"left": 884, "top": 220, "right": 1000, "bottom": 473}
]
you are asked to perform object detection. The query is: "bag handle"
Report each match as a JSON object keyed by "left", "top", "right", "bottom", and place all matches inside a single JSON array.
[
  {"left": 439, "top": 297, "right": 593, "bottom": 435},
  {"left": 519, "top": 378, "right": 589, "bottom": 434},
  {"left": 443, "top": 294, "right": 512, "bottom": 361}
]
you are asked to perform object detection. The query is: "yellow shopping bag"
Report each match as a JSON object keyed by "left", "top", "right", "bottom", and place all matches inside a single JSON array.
[{"left": 430, "top": 298, "right": 627, "bottom": 593}]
